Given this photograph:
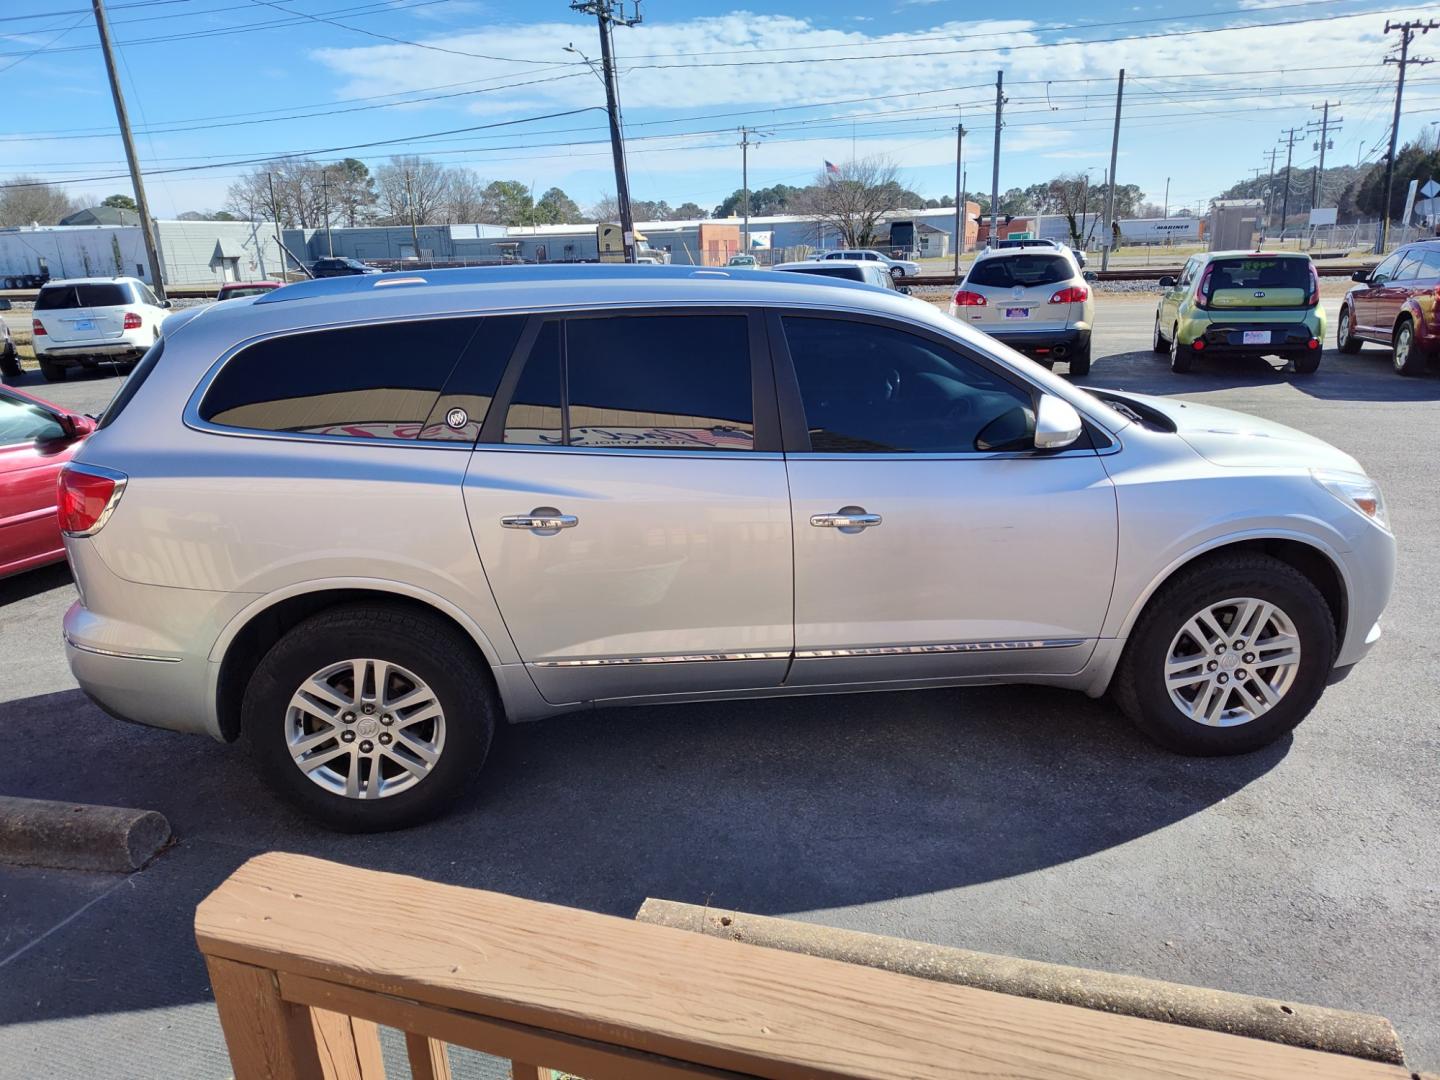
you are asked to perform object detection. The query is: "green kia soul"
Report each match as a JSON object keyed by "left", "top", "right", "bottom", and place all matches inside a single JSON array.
[{"left": 1152, "top": 251, "right": 1325, "bottom": 374}]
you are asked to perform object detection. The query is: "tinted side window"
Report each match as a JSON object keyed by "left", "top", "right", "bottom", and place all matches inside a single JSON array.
[
  {"left": 504, "top": 321, "right": 563, "bottom": 445},
  {"left": 0, "top": 395, "right": 65, "bottom": 446},
  {"left": 566, "top": 315, "right": 753, "bottom": 451},
  {"left": 1371, "top": 252, "right": 1403, "bottom": 283},
  {"left": 783, "top": 317, "right": 1034, "bottom": 454},
  {"left": 1392, "top": 252, "right": 1424, "bottom": 281},
  {"left": 1421, "top": 249, "right": 1440, "bottom": 277},
  {"left": 419, "top": 315, "right": 524, "bottom": 442},
  {"left": 200, "top": 318, "right": 480, "bottom": 439}
]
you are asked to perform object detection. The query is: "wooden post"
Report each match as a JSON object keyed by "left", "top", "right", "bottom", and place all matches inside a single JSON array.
[
  {"left": 509, "top": 1065, "right": 549, "bottom": 1080},
  {"left": 311, "top": 1010, "right": 385, "bottom": 1079},
  {"left": 405, "top": 1033, "right": 453, "bottom": 1080},
  {"left": 206, "top": 956, "right": 331, "bottom": 1080}
]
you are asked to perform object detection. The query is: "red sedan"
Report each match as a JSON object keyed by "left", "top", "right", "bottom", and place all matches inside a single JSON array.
[{"left": 1, "top": 385, "right": 94, "bottom": 578}]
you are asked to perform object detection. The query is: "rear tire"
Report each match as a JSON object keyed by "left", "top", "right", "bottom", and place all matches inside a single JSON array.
[
  {"left": 1169, "top": 327, "right": 1193, "bottom": 373},
  {"left": 1292, "top": 350, "right": 1320, "bottom": 374},
  {"left": 1151, "top": 314, "right": 1168, "bottom": 354},
  {"left": 0, "top": 343, "right": 19, "bottom": 378},
  {"left": 1068, "top": 340, "right": 1092, "bottom": 376},
  {"left": 38, "top": 358, "right": 66, "bottom": 382},
  {"left": 1336, "top": 307, "right": 1361, "bottom": 354},
  {"left": 244, "top": 604, "right": 498, "bottom": 831},
  {"left": 1113, "top": 552, "right": 1336, "bottom": 756},
  {"left": 1392, "top": 318, "right": 1424, "bottom": 376}
]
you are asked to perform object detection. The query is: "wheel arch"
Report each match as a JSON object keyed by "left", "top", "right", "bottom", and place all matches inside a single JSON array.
[{"left": 209, "top": 580, "right": 512, "bottom": 742}]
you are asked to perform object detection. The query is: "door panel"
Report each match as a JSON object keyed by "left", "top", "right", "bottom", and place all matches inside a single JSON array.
[{"left": 785, "top": 455, "right": 1116, "bottom": 684}]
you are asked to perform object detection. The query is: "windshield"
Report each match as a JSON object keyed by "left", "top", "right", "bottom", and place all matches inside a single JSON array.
[
  {"left": 967, "top": 254, "right": 1072, "bottom": 288},
  {"left": 35, "top": 283, "right": 131, "bottom": 309}
]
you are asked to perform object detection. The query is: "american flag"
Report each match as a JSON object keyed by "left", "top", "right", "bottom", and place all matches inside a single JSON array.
[{"left": 824, "top": 160, "right": 840, "bottom": 175}]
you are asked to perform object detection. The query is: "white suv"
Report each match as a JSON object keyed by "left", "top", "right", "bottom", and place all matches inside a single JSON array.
[
  {"left": 950, "top": 246, "right": 1095, "bottom": 375},
  {"left": 62, "top": 265, "right": 1393, "bottom": 830},
  {"left": 31, "top": 277, "right": 169, "bottom": 381},
  {"left": 822, "top": 249, "right": 921, "bottom": 280}
]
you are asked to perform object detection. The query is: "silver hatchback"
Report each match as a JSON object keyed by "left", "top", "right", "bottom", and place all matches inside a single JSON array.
[{"left": 62, "top": 266, "right": 1394, "bottom": 830}]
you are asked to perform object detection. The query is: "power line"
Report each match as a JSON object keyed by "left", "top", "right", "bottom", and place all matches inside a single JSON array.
[{"left": 0, "top": 0, "right": 211, "bottom": 22}]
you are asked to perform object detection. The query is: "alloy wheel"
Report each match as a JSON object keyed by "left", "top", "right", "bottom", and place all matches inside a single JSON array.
[
  {"left": 285, "top": 658, "right": 446, "bottom": 799},
  {"left": 1339, "top": 310, "right": 1351, "bottom": 349},
  {"left": 1393, "top": 324, "right": 1412, "bottom": 373},
  {"left": 1164, "top": 597, "right": 1301, "bottom": 727}
]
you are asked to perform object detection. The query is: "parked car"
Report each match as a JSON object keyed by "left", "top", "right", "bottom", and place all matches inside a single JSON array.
[
  {"left": 727, "top": 254, "right": 760, "bottom": 269},
  {"left": 822, "top": 249, "right": 921, "bottom": 281},
  {"left": 62, "top": 265, "right": 1394, "bottom": 830},
  {"left": 1153, "top": 252, "right": 1323, "bottom": 374},
  {"left": 950, "top": 245, "right": 1094, "bottom": 374},
  {"left": 772, "top": 260, "right": 903, "bottom": 291},
  {"left": 311, "top": 258, "right": 381, "bottom": 278},
  {"left": 1336, "top": 239, "right": 1440, "bottom": 375},
  {"left": 217, "top": 281, "right": 283, "bottom": 302},
  {"left": 0, "top": 298, "right": 18, "bottom": 378},
  {"left": 1, "top": 384, "right": 94, "bottom": 578},
  {"left": 30, "top": 277, "right": 170, "bottom": 382}
]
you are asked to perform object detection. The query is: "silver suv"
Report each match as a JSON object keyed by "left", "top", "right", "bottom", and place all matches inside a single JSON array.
[{"left": 63, "top": 266, "right": 1394, "bottom": 830}]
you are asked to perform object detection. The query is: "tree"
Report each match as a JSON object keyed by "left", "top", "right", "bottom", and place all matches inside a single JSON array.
[
  {"left": 712, "top": 183, "right": 801, "bottom": 219},
  {"left": 177, "top": 208, "right": 239, "bottom": 221},
  {"left": 587, "top": 194, "right": 620, "bottom": 223},
  {"left": 445, "top": 168, "right": 487, "bottom": 223},
  {"left": 670, "top": 201, "right": 706, "bottom": 220},
  {"left": 793, "top": 157, "right": 905, "bottom": 248},
  {"left": 1351, "top": 132, "right": 1440, "bottom": 222},
  {"left": 480, "top": 180, "right": 533, "bottom": 225},
  {"left": 374, "top": 156, "right": 451, "bottom": 225},
  {"left": 102, "top": 193, "right": 137, "bottom": 211},
  {"left": 0, "top": 176, "right": 78, "bottom": 226},
  {"left": 329, "top": 158, "right": 376, "bottom": 227},
  {"left": 225, "top": 159, "right": 329, "bottom": 227},
  {"left": 534, "top": 187, "right": 582, "bottom": 224}
]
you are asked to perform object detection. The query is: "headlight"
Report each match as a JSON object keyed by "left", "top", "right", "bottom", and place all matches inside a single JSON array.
[{"left": 1312, "top": 470, "right": 1389, "bottom": 531}]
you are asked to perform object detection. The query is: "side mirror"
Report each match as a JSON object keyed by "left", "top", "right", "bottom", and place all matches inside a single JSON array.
[
  {"left": 161, "top": 299, "right": 173, "bottom": 309},
  {"left": 1351, "top": 269, "right": 1371, "bottom": 283},
  {"left": 56, "top": 413, "right": 79, "bottom": 439},
  {"left": 1034, "top": 394, "right": 1084, "bottom": 450},
  {"left": 1082, "top": 270, "right": 1097, "bottom": 282},
  {"left": 1157, "top": 275, "right": 1177, "bottom": 288},
  {"left": 899, "top": 286, "right": 913, "bottom": 295}
]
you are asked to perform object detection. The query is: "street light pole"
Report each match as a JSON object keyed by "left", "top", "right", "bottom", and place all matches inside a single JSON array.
[{"left": 953, "top": 111, "right": 966, "bottom": 275}]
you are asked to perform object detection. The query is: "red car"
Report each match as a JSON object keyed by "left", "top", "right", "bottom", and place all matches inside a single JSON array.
[
  {"left": 1, "top": 385, "right": 94, "bottom": 578},
  {"left": 216, "top": 280, "right": 282, "bottom": 302},
  {"left": 1337, "top": 239, "right": 1440, "bottom": 375}
]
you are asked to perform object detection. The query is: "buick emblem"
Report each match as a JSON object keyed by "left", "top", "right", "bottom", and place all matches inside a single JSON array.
[{"left": 445, "top": 407, "right": 469, "bottom": 429}]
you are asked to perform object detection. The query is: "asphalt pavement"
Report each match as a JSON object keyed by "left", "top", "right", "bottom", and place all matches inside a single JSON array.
[{"left": 2, "top": 295, "right": 1438, "bottom": 1078}]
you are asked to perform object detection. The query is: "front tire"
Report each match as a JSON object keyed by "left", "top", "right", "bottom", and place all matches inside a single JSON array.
[
  {"left": 1169, "top": 326, "right": 1193, "bottom": 373},
  {"left": 1151, "top": 315, "right": 1168, "bottom": 354},
  {"left": 1336, "top": 307, "right": 1361, "bottom": 354},
  {"left": 244, "top": 604, "right": 498, "bottom": 831},
  {"left": 1392, "top": 318, "right": 1424, "bottom": 376},
  {"left": 1113, "top": 553, "right": 1336, "bottom": 756},
  {"left": 0, "top": 342, "right": 19, "bottom": 378}
]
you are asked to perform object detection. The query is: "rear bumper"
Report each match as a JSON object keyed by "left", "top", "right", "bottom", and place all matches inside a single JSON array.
[
  {"left": 34, "top": 342, "right": 147, "bottom": 363},
  {"left": 989, "top": 326, "right": 1089, "bottom": 356},
  {"left": 65, "top": 624, "right": 215, "bottom": 737},
  {"left": 1180, "top": 320, "right": 1321, "bottom": 353}
]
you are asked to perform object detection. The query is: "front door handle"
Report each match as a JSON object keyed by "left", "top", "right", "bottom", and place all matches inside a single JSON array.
[
  {"left": 810, "top": 506, "right": 882, "bottom": 532},
  {"left": 502, "top": 507, "right": 578, "bottom": 534}
]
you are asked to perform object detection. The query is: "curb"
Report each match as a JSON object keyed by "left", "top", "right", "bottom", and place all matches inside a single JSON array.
[
  {"left": 636, "top": 898, "right": 1405, "bottom": 1067},
  {"left": 0, "top": 796, "right": 171, "bottom": 873}
]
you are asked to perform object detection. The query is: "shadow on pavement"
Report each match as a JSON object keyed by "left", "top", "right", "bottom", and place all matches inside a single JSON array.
[
  {"left": 0, "top": 563, "right": 71, "bottom": 608},
  {"left": 0, "top": 682, "right": 1289, "bottom": 1026},
  {"left": 1086, "top": 348, "right": 1440, "bottom": 401}
]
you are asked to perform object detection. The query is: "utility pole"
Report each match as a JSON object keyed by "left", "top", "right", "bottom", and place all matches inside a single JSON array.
[
  {"left": 1101, "top": 68, "right": 1124, "bottom": 271},
  {"left": 1307, "top": 101, "right": 1342, "bottom": 207},
  {"left": 953, "top": 112, "right": 966, "bottom": 275},
  {"left": 1262, "top": 146, "right": 1279, "bottom": 233},
  {"left": 1278, "top": 126, "right": 1301, "bottom": 239},
  {"left": 989, "top": 70, "right": 1004, "bottom": 247},
  {"left": 1163, "top": 176, "right": 1170, "bottom": 220},
  {"left": 268, "top": 172, "right": 284, "bottom": 280},
  {"left": 405, "top": 170, "right": 420, "bottom": 259},
  {"left": 740, "top": 127, "right": 752, "bottom": 255},
  {"left": 572, "top": 1, "right": 641, "bottom": 263},
  {"left": 1377, "top": 19, "right": 1437, "bottom": 252},
  {"left": 91, "top": 0, "right": 165, "bottom": 299},
  {"left": 322, "top": 168, "right": 334, "bottom": 257}
]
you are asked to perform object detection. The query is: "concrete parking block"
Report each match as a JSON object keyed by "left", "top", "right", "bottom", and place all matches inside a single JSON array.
[{"left": 0, "top": 796, "right": 170, "bottom": 873}]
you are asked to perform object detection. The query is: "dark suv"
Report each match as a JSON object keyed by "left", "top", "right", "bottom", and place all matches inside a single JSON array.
[
  {"left": 1337, "top": 239, "right": 1440, "bottom": 375},
  {"left": 311, "top": 257, "right": 380, "bottom": 278}
]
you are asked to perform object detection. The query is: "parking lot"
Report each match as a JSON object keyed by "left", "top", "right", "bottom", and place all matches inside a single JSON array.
[{"left": 2, "top": 292, "right": 1438, "bottom": 1079}]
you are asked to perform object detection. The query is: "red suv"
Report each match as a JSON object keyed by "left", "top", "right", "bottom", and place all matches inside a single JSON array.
[{"left": 1337, "top": 239, "right": 1440, "bottom": 375}]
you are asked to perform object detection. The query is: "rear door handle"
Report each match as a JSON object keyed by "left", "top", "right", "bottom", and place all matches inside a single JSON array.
[
  {"left": 502, "top": 507, "right": 578, "bottom": 534},
  {"left": 810, "top": 507, "right": 882, "bottom": 531}
]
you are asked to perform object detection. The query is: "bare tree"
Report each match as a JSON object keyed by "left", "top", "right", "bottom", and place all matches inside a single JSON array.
[
  {"left": 445, "top": 168, "right": 487, "bottom": 223},
  {"left": 794, "top": 157, "right": 903, "bottom": 248},
  {"left": 586, "top": 194, "right": 619, "bottom": 223},
  {"left": 0, "top": 175, "right": 79, "bottom": 226},
  {"left": 374, "top": 157, "right": 452, "bottom": 225}
]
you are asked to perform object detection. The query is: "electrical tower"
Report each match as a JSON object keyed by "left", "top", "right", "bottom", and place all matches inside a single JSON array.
[
  {"left": 1377, "top": 19, "right": 1437, "bottom": 252},
  {"left": 571, "top": 1, "right": 642, "bottom": 263}
]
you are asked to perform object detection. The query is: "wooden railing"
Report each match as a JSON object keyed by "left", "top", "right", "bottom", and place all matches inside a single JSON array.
[{"left": 196, "top": 853, "right": 1409, "bottom": 1080}]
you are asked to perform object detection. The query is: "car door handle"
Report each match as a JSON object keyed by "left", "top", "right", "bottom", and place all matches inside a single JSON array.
[
  {"left": 502, "top": 508, "right": 578, "bottom": 532},
  {"left": 810, "top": 508, "right": 882, "bottom": 530}
]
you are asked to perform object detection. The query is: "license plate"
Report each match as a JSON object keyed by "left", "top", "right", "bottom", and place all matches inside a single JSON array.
[
  {"left": 1242, "top": 330, "right": 1271, "bottom": 345},
  {"left": 73, "top": 319, "right": 95, "bottom": 331},
  {"left": 1004, "top": 307, "right": 1029, "bottom": 320}
]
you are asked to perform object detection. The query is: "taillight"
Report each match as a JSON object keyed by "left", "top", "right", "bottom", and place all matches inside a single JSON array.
[
  {"left": 1306, "top": 262, "right": 1319, "bottom": 307},
  {"left": 953, "top": 290, "right": 988, "bottom": 306},
  {"left": 58, "top": 465, "right": 128, "bottom": 537},
  {"left": 1049, "top": 285, "right": 1089, "bottom": 304},
  {"left": 1307, "top": 337, "right": 1320, "bottom": 350},
  {"left": 1194, "top": 264, "right": 1215, "bottom": 309},
  {"left": 32, "top": 319, "right": 46, "bottom": 336},
  {"left": 122, "top": 312, "right": 142, "bottom": 330}
]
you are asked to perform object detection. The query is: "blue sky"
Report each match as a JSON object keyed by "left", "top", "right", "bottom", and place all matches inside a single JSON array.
[{"left": 3, "top": 0, "right": 1437, "bottom": 219}]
